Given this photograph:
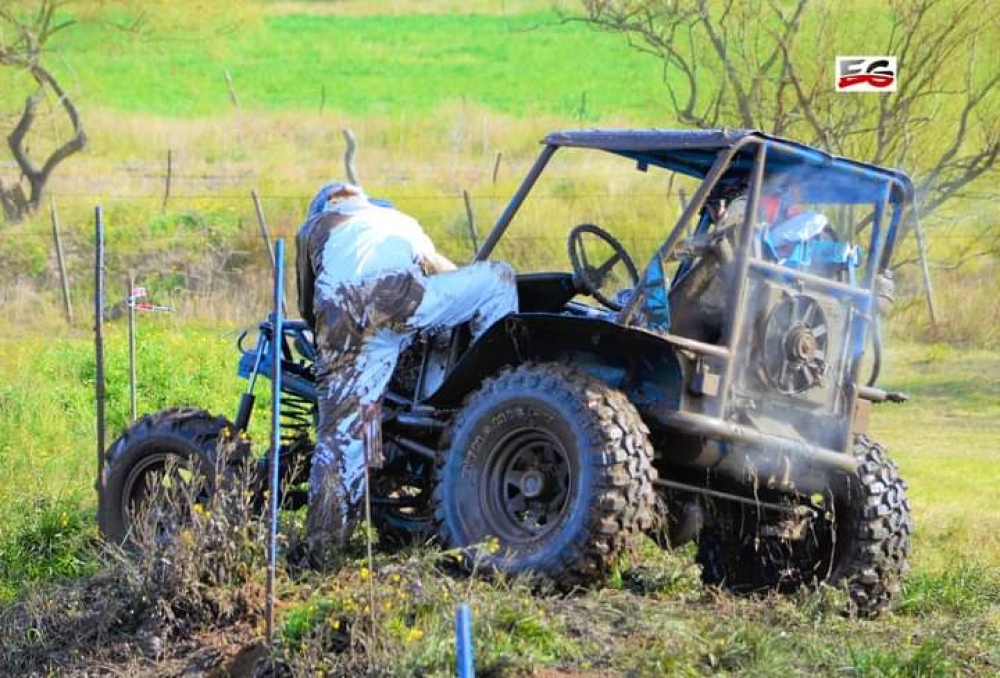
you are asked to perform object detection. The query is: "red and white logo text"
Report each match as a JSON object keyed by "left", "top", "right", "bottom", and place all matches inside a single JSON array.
[{"left": 836, "top": 56, "right": 897, "bottom": 92}]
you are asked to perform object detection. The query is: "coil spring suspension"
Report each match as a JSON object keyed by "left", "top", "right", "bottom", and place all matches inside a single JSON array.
[{"left": 280, "top": 390, "right": 314, "bottom": 447}]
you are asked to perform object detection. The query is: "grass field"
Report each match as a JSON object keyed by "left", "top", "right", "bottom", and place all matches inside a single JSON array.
[
  {"left": 1, "top": 6, "right": 663, "bottom": 121},
  {"left": 1, "top": 0, "right": 998, "bottom": 675},
  {"left": 1, "top": 318, "right": 998, "bottom": 674}
]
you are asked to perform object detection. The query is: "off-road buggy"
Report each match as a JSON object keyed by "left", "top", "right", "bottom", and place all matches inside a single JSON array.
[{"left": 100, "top": 129, "right": 913, "bottom": 615}]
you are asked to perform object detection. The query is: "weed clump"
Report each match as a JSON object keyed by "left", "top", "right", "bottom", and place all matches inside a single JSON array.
[{"left": 0, "top": 441, "right": 267, "bottom": 675}]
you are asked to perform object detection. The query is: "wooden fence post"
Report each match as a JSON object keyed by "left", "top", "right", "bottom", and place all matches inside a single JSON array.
[
  {"left": 462, "top": 189, "right": 480, "bottom": 255},
  {"left": 912, "top": 215, "right": 939, "bottom": 325},
  {"left": 224, "top": 70, "right": 240, "bottom": 109},
  {"left": 492, "top": 151, "right": 502, "bottom": 185},
  {"left": 50, "top": 196, "right": 73, "bottom": 324},
  {"left": 251, "top": 190, "right": 287, "bottom": 313},
  {"left": 161, "top": 149, "right": 173, "bottom": 214}
]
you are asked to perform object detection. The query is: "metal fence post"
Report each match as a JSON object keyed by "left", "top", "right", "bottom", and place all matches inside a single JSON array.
[
  {"left": 94, "top": 206, "right": 107, "bottom": 498},
  {"left": 127, "top": 271, "right": 138, "bottom": 422}
]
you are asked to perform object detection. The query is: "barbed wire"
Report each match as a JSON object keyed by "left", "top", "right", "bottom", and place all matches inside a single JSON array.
[
  {"left": 0, "top": 230, "right": 988, "bottom": 244},
  {"left": 0, "top": 231, "right": 673, "bottom": 245},
  {"left": 21, "top": 186, "right": 999, "bottom": 206},
  {"left": 31, "top": 191, "right": 695, "bottom": 201}
]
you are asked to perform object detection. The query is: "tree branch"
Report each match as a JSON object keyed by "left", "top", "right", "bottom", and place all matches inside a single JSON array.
[{"left": 1, "top": 0, "right": 86, "bottom": 218}]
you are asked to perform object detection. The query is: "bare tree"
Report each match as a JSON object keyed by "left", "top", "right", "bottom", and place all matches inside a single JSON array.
[
  {"left": 578, "top": 0, "right": 1000, "bottom": 218},
  {"left": 0, "top": 0, "right": 86, "bottom": 222}
]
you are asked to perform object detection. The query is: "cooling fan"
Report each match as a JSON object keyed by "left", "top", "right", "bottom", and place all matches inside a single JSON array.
[{"left": 760, "top": 293, "right": 829, "bottom": 394}]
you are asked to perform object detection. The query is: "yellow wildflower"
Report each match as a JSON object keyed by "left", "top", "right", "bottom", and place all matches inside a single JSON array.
[{"left": 178, "top": 529, "right": 195, "bottom": 547}]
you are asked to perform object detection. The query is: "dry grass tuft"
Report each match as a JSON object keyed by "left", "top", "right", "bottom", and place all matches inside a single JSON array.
[{"left": 0, "top": 441, "right": 267, "bottom": 676}]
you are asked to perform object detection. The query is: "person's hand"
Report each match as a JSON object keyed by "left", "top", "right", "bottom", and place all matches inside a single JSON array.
[{"left": 418, "top": 251, "right": 458, "bottom": 275}]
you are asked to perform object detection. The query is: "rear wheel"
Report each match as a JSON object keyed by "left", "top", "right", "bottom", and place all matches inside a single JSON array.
[
  {"left": 433, "top": 363, "right": 657, "bottom": 587},
  {"left": 696, "top": 435, "right": 912, "bottom": 616},
  {"left": 99, "top": 408, "right": 249, "bottom": 546}
]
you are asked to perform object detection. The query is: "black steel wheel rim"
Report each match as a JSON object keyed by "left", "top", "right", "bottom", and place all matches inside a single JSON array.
[
  {"left": 120, "top": 452, "right": 209, "bottom": 542},
  {"left": 481, "top": 426, "right": 575, "bottom": 544},
  {"left": 373, "top": 457, "right": 432, "bottom": 524}
]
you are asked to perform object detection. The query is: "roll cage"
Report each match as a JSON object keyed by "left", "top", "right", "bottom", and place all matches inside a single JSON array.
[{"left": 474, "top": 128, "right": 913, "bottom": 373}]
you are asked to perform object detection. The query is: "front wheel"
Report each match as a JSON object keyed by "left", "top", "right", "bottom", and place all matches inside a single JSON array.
[
  {"left": 697, "top": 435, "right": 913, "bottom": 616},
  {"left": 99, "top": 408, "right": 249, "bottom": 546},
  {"left": 433, "top": 363, "right": 657, "bottom": 587},
  {"left": 370, "top": 442, "right": 434, "bottom": 549},
  {"left": 830, "top": 435, "right": 914, "bottom": 614}
]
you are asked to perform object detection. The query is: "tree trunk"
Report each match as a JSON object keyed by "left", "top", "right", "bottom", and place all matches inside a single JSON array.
[{"left": 5, "top": 64, "right": 87, "bottom": 221}]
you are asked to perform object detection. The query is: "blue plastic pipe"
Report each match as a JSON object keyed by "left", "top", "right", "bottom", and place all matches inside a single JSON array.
[
  {"left": 456, "top": 603, "right": 474, "bottom": 677},
  {"left": 266, "top": 239, "right": 285, "bottom": 642}
]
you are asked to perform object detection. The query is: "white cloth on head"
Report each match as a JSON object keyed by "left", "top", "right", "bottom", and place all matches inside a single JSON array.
[{"left": 307, "top": 181, "right": 366, "bottom": 217}]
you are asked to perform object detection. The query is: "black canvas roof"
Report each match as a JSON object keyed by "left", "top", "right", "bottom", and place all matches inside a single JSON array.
[
  {"left": 542, "top": 128, "right": 914, "bottom": 202},
  {"left": 544, "top": 128, "right": 758, "bottom": 153}
]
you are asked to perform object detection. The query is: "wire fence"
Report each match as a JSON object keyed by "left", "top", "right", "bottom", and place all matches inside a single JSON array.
[{"left": 2, "top": 165, "right": 997, "bottom": 332}]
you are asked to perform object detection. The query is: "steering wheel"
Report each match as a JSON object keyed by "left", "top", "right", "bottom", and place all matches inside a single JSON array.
[{"left": 567, "top": 223, "right": 640, "bottom": 311}]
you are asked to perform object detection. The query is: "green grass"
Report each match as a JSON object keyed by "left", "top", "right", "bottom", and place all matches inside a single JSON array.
[
  {"left": 0, "top": 319, "right": 260, "bottom": 527},
  {"left": 0, "top": 0, "right": 998, "bottom": 673},
  {"left": 0, "top": 291, "right": 996, "bottom": 671},
  {"left": 0, "top": 499, "right": 97, "bottom": 602},
  {"left": 1, "top": 316, "right": 997, "bottom": 629},
  {"left": 870, "top": 341, "right": 1000, "bottom": 570},
  {"left": 38, "top": 10, "right": 668, "bottom": 121}
]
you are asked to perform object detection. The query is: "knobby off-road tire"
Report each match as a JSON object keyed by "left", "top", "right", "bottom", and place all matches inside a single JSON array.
[
  {"left": 99, "top": 407, "right": 248, "bottom": 546},
  {"left": 830, "top": 435, "right": 913, "bottom": 614},
  {"left": 433, "top": 363, "right": 657, "bottom": 587},
  {"left": 697, "top": 435, "right": 912, "bottom": 616}
]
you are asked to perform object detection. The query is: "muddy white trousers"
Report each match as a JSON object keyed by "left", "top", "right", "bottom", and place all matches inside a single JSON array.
[{"left": 306, "top": 261, "right": 517, "bottom": 560}]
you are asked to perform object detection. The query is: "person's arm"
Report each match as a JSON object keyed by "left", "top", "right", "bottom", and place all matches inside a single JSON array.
[
  {"left": 398, "top": 211, "right": 458, "bottom": 274},
  {"left": 296, "top": 224, "right": 316, "bottom": 325}
]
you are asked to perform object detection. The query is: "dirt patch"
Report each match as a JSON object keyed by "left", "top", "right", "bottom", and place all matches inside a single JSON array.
[{"left": 0, "top": 572, "right": 267, "bottom": 677}]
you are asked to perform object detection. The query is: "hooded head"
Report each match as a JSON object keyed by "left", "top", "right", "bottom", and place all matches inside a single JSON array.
[{"left": 306, "top": 181, "right": 373, "bottom": 218}]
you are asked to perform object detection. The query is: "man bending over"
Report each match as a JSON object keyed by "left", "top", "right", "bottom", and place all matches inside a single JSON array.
[{"left": 296, "top": 181, "right": 518, "bottom": 566}]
